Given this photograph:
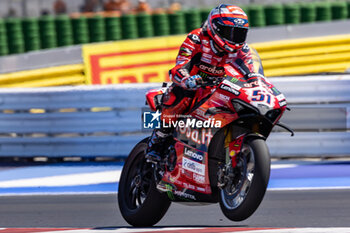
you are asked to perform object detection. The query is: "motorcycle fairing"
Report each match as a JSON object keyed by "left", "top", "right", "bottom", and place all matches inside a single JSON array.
[
  {"left": 146, "top": 88, "right": 167, "bottom": 111},
  {"left": 159, "top": 127, "right": 250, "bottom": 202},
  {"left": 153, "top": 67, "right": 286, "bottom": 202},
  {"left": 159, "top": 138, "right": 211, "bottom": 193},
  {"left": 157, "top": 135, "right": 222, "bottom": 202}
]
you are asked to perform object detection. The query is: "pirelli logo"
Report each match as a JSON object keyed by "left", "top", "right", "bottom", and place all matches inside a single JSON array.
[{"left": 83, "top": 36, "right": 184, "bottom": 84}]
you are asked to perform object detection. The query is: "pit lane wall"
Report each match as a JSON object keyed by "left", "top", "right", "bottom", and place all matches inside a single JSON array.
[{"left": 1, "top": 33, "right": 350, "bottom": 87}]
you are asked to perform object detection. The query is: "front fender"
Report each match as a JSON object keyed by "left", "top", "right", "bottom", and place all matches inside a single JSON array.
[{"left": 244, "top": 133, "right": 266, "bottom": 142}]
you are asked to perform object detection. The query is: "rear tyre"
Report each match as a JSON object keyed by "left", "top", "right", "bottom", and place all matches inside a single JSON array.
[
  {"left": 118, "top": 138, "right": 171, "bottom": 227},
  {"left": 219, "top": 138, "right": 270, "bottom": 221}
]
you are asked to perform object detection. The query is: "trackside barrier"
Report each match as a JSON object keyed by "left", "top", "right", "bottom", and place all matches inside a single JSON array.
[
  {"left": 0, "top": 75, "right": 349, "bottom": 158},
  {"left": 1, "top": 34, "right": 350, "bottom": 88},
  {"left": 0, "top": 84, "right": 153, "bottom": 157},
  {"left": 0, "top": 64, "right": 85, "bottom": 88},
  {"left": 82, "top": 34, "right": 350, "bottom": 85},
  {"left": 253, "top": 34, "right": 350, "bottom": 77},
  {"left": 267, "top": 75, "right": 350, "bottom": 157}
]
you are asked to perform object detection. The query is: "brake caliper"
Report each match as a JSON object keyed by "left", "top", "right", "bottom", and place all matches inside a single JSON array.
[
  {"left": 218, "top": 134, "right": 245, "bottom": 189},
  {"left": 228, "top": 134, "right": 245, "bottom": 168}
]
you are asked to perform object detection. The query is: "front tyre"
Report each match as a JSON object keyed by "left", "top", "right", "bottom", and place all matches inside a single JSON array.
[
  {"left": 118, "top": 138, "right": 171, "bottom": 227},
  {"left": 219, "top": 138, "right": 270, "bottom": 221}
]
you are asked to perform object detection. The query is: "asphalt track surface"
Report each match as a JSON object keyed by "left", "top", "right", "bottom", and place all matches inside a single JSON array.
[{"left": 0, "top": 189, "right": 349, "bottom": 228}]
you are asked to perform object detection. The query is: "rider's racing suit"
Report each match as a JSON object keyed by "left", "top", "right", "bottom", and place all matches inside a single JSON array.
[
  {"left": 146, "top": 27, "right": 262, "bottom": 161},
  {"left": 162, "top": 27, "right": 258, "bottom": 123}
]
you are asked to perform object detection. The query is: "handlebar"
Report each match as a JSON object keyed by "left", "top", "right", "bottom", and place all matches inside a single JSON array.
[{"left": 200, "top": 77, "right": 223, "bottom": 87}]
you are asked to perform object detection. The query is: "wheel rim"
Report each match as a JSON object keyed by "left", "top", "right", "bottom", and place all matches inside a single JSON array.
[
  {"left": 221, "top": 143, "right": 255, "bottom": 210},
  {"left": 125, "top": 152, "right": 153, "bottom": 210}
]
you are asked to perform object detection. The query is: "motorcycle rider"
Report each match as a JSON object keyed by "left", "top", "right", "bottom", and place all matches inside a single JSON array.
[{"left": 146, "top": 4, "right": 263, "bottom": 162}]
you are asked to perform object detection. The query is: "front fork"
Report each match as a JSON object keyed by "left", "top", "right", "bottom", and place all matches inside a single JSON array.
[
  {"left": 226, "top": 134, "right": 245, "bottom": 168},
  {"left": 217, "top": 131, "right": 246, "bottom": 189}
]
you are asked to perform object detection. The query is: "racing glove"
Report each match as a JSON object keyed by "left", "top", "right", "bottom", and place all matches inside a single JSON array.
[{"left": 181, "top": 75, "right": 203, "bottom": 90}]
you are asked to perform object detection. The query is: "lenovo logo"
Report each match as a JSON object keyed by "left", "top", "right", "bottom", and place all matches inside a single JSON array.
[
  {"left": 184, "top": 147, "right": 204, "bottom": 162},
  {"left": 219, "top": 84, "right": 240, "bottom": 96}
]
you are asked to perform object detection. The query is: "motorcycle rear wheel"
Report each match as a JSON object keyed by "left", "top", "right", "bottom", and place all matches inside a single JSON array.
[
  {"left": 118, "top": 138, "right": 171, "bottom": 227},
  {"left": 219, "top": 138, "right": 270, "bottom": 221}
]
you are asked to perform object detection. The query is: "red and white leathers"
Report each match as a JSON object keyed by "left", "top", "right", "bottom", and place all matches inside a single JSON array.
[{"left": 161, "top": 27, "right": 257, "bottom": 123}]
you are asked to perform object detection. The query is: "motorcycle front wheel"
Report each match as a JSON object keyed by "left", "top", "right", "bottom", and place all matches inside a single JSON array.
[
  {"left": 219, "top": 138, "right": 270, "bottom": 221},
  {"left": 118, "top": 138, "right": 171, "bottom": 227}
]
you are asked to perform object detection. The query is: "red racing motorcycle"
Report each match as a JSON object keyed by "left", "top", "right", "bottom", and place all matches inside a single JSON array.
[{"left": 118, "top": 64, "right": 293, "bottom": 227}]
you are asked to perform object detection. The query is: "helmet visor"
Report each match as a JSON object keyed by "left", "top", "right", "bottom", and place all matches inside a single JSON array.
[{"left": 215, "top": 23, "right": 248, "bottom": 45}]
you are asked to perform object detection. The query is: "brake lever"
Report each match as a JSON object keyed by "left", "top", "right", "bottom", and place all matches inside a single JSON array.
[
  {"left": 200, "top": 76, "right": 226, "bottom": 89},
  {"left": 276, "top": 121, "right": 294, "bottom": 137}
]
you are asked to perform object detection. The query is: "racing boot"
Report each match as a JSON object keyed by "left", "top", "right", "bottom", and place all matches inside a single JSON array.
[{"left": 145, "top": 128, "right": 172, "bottom": 163}]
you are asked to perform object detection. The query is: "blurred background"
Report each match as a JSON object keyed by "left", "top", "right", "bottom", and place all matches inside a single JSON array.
[
  {"left": 0, "top": 0, "right": 349, "bottom": 168},
  {"left": 0, "top": 0, "right": 350, "bottom": 57},
  {"left": 0, "top": 0, "right": 349, "bottom": 229},
  {"left": 0, "top": 0, "right": 349, "bottom": 177},
  {"left": 0, "top": 0, "right": 336, "bottom": 18}
]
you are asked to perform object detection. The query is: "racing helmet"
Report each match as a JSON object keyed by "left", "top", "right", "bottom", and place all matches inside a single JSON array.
[{"left": 206, "top": 4, "right": 249, "bottom": 53}]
